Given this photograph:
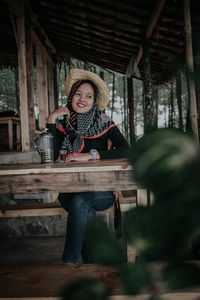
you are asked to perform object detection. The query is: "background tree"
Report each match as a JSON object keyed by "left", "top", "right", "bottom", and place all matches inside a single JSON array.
[
  {"left": 142, "top": 40, "right": 155, "bottom": 134},
  {"left": 0, "top": 59, "right": 191, "bottom": 142},
  {"left": 176, "top": 72, "right": 184, "bottom": 131},
  {"left": 168, "top": 83, "right": 174, "bottom": 128},
  {"left": 0, "top": 69, "right": 17, "bottom": 113}
]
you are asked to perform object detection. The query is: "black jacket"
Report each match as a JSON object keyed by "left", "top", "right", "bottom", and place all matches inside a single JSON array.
[{"left": 46, "top": 122, "right": 130, "bottom": 161}]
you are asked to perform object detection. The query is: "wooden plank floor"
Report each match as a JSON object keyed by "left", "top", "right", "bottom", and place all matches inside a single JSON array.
[
  {"left": 0, "top": 238, "right": 200, "bottom": 299},
  {"left": 1, "top": 263, "right": 200, "bottom": 300},
  {"left": 0, "top": 264, "right": 121, "bottom": 298}
]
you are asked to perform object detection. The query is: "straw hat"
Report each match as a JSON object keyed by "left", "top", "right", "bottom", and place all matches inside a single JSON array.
[{"left": 65, "top": 69, "right": 109, "bottom": 111}]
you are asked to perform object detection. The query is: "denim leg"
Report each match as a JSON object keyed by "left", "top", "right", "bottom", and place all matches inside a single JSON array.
[
  {"left": 92, "top": 191, "right": 115, "bottom": 211},
  {"left": 59, "top": 192, "right": 90, "bottom": 263},
  {"left": 81, "top": 207, "right": 96, "bottom": 263},
  {"left": 58, "top": 191, "right": 115, "bottom": 264}
]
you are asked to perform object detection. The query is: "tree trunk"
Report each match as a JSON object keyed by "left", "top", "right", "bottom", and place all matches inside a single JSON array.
[
  {"left": 123, "top": 77, "right": 129, "bottom": 139},
  {"left": 176, "top": 72, "right": 184, "bottom": 131},
  {"left": 185, "top": 76, "right": 191, "bottom": 132},
  {"left": 14, "top": 67, "right": 20, "bottom": 115},
  {"left": 64, "top": 62, "right": 67, "bottom": 79},
  {"left": 142, "top": 40, "right": 154, "bottom": 134},
  {"left": 193, "top": 38, "right": 200, "bottom": 140},
  {"left": 169, "top": 83, "right": 174, "bottom": 128},
  {"left": 84, "top": 63, "right": 90, "bottom": 70},
  {"left": 127, "top": 77, "right": 135, "bottom": 145},
  {"left": 99, "top": 69, "right": 104, "bottom": 80},
  {"left": 152, "top": 84, "right": 158, "bottom": 129},
  {"left": 111, "top": 73, "right": 115, "bottom": 120},
  {"left": 184, "top": 0, "right": 199, "bottom": 143}
]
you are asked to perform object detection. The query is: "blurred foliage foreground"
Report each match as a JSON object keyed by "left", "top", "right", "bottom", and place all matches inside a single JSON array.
[{"left": 60, "top": 129, "right": 200, "bottom": 300}]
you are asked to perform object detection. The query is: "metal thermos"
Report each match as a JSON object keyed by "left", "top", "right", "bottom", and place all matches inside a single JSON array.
[{"left": 35, "top": 128, "right": 54, "bottom": 163}]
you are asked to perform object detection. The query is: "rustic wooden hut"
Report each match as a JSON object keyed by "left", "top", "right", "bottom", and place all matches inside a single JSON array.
[
  {"left": 0, "top": 0, "right": 200, "bottom": 156},
  {"left": 0, "top": 2, "right": 200, "bottom": 299}
]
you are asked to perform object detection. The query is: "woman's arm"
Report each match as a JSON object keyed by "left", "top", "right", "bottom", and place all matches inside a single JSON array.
[
  {"left": 47, "top": 107, "right": 70, "bottom": 123},
  {"left": 46, "top": 107, "right": 70, "bottom": 161},
  {"left": 99, "top": 126, "right": 130, "bottom": 159},
  {"left": 66, "top": 151, "right": 100, "bottom": 162}
]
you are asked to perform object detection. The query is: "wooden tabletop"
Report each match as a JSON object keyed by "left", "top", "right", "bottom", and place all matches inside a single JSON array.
[
  {"left": 0, "top": 158, "right": 131, "bottom": 175},
  {"left": 0, "top": 158, "right": 138, "bottom": 194}
]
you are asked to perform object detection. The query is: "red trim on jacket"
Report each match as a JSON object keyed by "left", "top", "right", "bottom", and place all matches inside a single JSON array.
[
  {"left": 108, "top": 141, "right": 112, "bottom": 150},
  {"left": 57, "top": 123, "right": 115, "bottom": 153},
  {"left": 78, "top": 141, "right": 85, "bottom": 153},
  {"left": 56, "top": 126, "right": 67, "bottom": 135},
  {"left": 81, "top": 124, "right": 116, "bottom": 139}
]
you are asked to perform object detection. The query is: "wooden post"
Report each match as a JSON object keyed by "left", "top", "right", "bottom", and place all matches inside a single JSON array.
[
  {"left": 53, "top": 66, "right": 59, "bottom": 109},
  {"left": 48, "top": 66, "right": 55, "bottom": 113},
  {"left": 184, "top": 0, "right": 199, "bottom": 144},
  {"left": 36, "top": 46, "right": 49, "bottom": 130},
  {"left": 17, "top": 4, "right": 30, "bottom": 152},
  {"left": 26, "top": 27, "right": 36, "bottom": 149}
]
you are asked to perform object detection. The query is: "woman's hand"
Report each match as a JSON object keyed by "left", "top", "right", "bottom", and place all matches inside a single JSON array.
[
  {"left": 47, "top": 107, "right": 70, "bottom": 123},
  {"left": 67, "top": 152, "right": 94, "bottom": 162}
]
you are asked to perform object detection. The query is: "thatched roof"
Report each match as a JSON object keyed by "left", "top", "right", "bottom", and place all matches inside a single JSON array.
[{"left": 0, "top": 0, "right": 200, "bottom": 83}]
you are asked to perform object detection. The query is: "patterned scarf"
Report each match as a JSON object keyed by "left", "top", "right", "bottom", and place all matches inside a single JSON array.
[{"left": 59, "top": 80, "right": 112, "bottom": 153}]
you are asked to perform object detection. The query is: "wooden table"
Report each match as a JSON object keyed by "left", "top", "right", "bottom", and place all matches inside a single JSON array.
[
  {"left": 0, "top": 116, "right": 21, "bottom": 151},
  {"left": 0, "top": 158, "right": 148, "bottom": 219},
  {"left": 0, "top": 158, "right": 138, "bottom": 194}
]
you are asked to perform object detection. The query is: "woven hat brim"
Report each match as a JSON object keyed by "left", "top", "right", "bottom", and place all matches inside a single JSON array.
[{"left": 65, "top": 69, "right": 109, "bottom": 111}]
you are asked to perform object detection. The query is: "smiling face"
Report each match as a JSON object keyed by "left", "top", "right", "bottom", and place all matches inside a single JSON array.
[{"left": 72, "top": 83, "right": 95, "bottom": 114}]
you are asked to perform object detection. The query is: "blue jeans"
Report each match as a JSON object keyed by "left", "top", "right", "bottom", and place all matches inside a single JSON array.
[{"left": 58, "top": 191, "right": 115, "bottom": 264}]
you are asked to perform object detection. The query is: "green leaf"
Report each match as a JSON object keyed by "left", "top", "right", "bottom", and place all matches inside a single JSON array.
[
  {"left": 123, "top": 206, "right": 168, "bottom": 260},
  {"left": 129, "top": 129, "right": 200, "bottom": 201},
  {"left": 122, "top": 204, "right": 194, "bottom": 261},
  {"left": 86, "top": 216, "right": 125, "bottom": 266},
  {"left": 163, "top": 262, "right": 200, "bottom": 289},
  {"left": 120, "top": 260, "right": 152, "bottom": 295}
]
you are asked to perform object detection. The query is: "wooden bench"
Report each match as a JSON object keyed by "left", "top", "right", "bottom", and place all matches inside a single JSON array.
[
  {"left": 0, "top": 189, "right": 147, "bottom": 219},
  {"left": 0, "top": 190, "right": 148, "bottom": 262}
]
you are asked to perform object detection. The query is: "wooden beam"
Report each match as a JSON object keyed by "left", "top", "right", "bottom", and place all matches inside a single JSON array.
[
  {"left": 131, "top": 0, "right": 166, "bottom": 75},
  {"left": 184, "top": 0, "right": 199, "bottom": 144},
  {"left": 16, "top": 3, "right": 30, "bottom": 152},
  {"left": 36, "top": 46, "right": 49, "bottom": 130},
  {"left": 8, "top": 0, "right": 55, "bottom": 66},
  {"left": 31, "top": 14, "right": 56, "bottom": 54},
  {"left": 32, "top": 30, "right": 55, "bottom": 66},
  {"left": 7, "top": 0, "right": 23, "bottom": 18}
]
